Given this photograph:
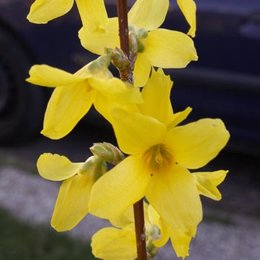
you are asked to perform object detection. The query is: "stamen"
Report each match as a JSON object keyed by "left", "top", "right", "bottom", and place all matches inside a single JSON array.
[{"left": 143, "top": 144, "right": 173, "bottom": 172}]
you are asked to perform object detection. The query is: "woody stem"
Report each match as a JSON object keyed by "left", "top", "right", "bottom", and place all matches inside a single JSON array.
[{"left": 116, "top": 0, "right": 147, "bottom": 259}]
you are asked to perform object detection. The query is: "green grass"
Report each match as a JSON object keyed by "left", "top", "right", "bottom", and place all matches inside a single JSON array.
[{"left": 0, "top": 208, "right": 96, "bottom": 260}]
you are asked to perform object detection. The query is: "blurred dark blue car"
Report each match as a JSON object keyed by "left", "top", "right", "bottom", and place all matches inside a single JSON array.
[{"left": 0, "top": 0, "right": 260, "bottom": 154}]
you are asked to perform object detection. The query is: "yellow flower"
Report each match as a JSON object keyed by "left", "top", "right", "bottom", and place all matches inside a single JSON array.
[
  {"left": 27, "top": 0, "right": 99, "bottom": 25},
  {"left": 78, "top": 0, "right": 198, "bottom": 87},
  {"left": 92, "top": 170, "right": 228, "bottom": 260},
  {"left": 26, "top": 57, "right": 142, "bottom": 139},
  {"left": 89, "top": 69, "right": 230, "bottom": 257},
  {"left": 37, "top": 153, "right": 106, "bottom": 231},
  {"left": 91, "top": 203, "right": 169, "bottom": 260}
]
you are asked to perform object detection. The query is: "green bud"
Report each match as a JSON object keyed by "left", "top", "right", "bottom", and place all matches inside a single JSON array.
[
  {"left": 147, "top": 225, "right": 161, "bottom": 241},
  {"left": 129, "top": 31, "right": 138, "bottom": 56},
  {"left": 78, "top": 155, "right": 107, "bottom": 181},
  {"left": 137, "top": 28, "right": 148, "bottom": 39},
  {"left": 110, "top": 47, "right": 130, "bottom": 71},
  {"left": 86, "top": 55, "right": 112, "bottom": 78},
  {"left": 90, "top": 142, "right": 125, "bottom": 165},
  {"left": 145, "top": 224, "right": 161, "bottom": 257}
]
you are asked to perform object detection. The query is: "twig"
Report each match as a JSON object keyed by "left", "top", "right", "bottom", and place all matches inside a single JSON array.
[{"left": 116, "top": 1, "right": 147, "bottom": 259}]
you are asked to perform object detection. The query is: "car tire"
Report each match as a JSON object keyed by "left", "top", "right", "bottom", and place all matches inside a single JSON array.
[{"left": 0, "top": 25, "right": 46, "bottom": 144}]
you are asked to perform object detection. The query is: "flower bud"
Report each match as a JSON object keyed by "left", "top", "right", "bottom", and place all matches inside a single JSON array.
[
  {"left": 79, "top": 155, "right": 107, "bottom": 181},
  {"left": 110, "top": 47, "right": 130, "bottom": 71},
  {"left": 129, "top": 31, "right": 138, "bottom": 57},
  {"left": 86, "top": 55, "right": 112, "bottom": 78},
  {"left": 90, "top": 142, "right": 125, "bottom": 165}
]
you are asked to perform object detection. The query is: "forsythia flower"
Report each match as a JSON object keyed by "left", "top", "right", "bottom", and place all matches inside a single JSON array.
[
  {"left": 91, "top": 203, "right": 169, "bottom": 260},
  {"left": 92, "top": 167, "right": 228, "bottom": 260},
  {"left": 27, "top": 0, "right": 97, "bottom": 25},
  {"left": 26, "top": 56, "right": 142, "bottom": 139},
  {"left": 78, "top": 0, "right": 197, "bottom": 87},
  {"left": 37, "top": 153, "right": 106, "bottom": 231},
  {"left": 89, "top": 69, "right": 230, "bottom": 258}
]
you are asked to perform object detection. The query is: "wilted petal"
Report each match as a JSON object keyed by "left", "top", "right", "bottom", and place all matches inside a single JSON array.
[
  {"left": 193, "top": 170, "right": 228, "bottom": 200},
  {"left": 144, "top": 29, "right": 198, "bottom": 68},
  {"left": 26, "top": 65, "right": 85, "bottom": 88},
  {"left": 42, "top": 84, "right": 95, "bottom": 139},
  {"left": 146, "top": 164, "right": 202, "bottom": 234},
  {"left": 111, "top": 109, "right": 166, "bottom": 155},
  {"left": 27, "top": 0, "right": 74, "bottom": 24},
  {"left": 51, "top": 173, "right": 94, "bottom": 231},
  {"left": 139, "top": 68, "right": 173, "bottom": 125},
  {"left": 91, "top": 227, "right": 136, "bottom": 260},
  {"left": 37, "top": 153, "right": 83, "bottom": 181},
  {"left": 177, "top": 0, "right": 196, "bottom": 37},
  {"left": 128, "top": 0, "right": 169, "bottom": 30},
  {"left": 89, "top": 155, "right": 150, "bottom": 220},
  {"left": 166, "top": 118, "right": 230, "bottom": 169}
]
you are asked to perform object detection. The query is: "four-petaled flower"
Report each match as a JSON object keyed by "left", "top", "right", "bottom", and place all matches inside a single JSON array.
[
  {"left": 26, "top": 57, "right": 142, "bottom": 139},
  {"left": 91, "top": 203, "right": 169, "bottom": 260},
  {"left": 79, "top": 0, "right": 198, "bottom": 87},
  {"left": 89, "top": 69, "right": 230, "bottom": 258},
  {"left": 37, "top": 153, "right": 106, "bottom": 231}
]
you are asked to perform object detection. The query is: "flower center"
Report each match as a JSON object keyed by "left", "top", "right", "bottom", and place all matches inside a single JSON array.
[{"left": 143, "top": 144, "right": 173, "bottom": 173}]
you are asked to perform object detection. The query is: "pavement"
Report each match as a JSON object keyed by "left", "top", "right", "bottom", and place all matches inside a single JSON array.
[{"left": 0, "top": 130, "right": 260, "bottom": 259}]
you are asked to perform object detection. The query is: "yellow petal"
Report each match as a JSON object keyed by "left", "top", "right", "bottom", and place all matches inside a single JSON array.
[
  {"left": 27, "top": 0, "right": 74, "bottom": 24},
  {"left": 133, "top": 54, "right": 151, "bottom": 87},
  {"left": 42, "top": 84, "right": 95, "bottom": 139},
  {"left": 139, "top": 68, "right": 174, "bottom": 125},
  {"left": 91, "top": 227, "right": 136, "bottom": 260},
  {"left": 109, "top": 206, "right": 134, "bottom": 229},
  {"left": 146, "top": 164, "right": 202, "bottom": 234},
  {"left": 193, "top": 170, "right": 228, "bottom": 201},
  {"left": 79, "top": 18, "right": 119, "bottom": 55},
  {"left": 89, "top": 155, "right": 150, "bottom": 220},
  {"left": 128, "top": 0, "right": 169, "bottom": 30},
  {"left": 75, "top": 0, "right": 107, "bottom": 27},
  {"left": 167, "top": 107, "right": 192, "bottom": 129},
  {"left": 51, "top": 173, "right": 94, "bottom": 231},
  {"left": 37, "top": 153, "right": 83, "bottom": 181},
  {"left": 166, "top": 118, "right": 230, "bottom": 169},
  {"left": 89, "top": 77, "right": 142, "bottom": 104},
  {"left": 111, "top": 109, "right": 167, "bottom": 155},
  {"left": 94, "top": 95, "right": 139, "bottom": 123},
  {"left": 147, "top": 205, "right": 170, "bottom": 248},
  {"left": 26, "top": 65, "right": 86, "bottom": 88},
  {"left": 177, "top": 0, "right": 196, "bottom": 37},
  {"left": 169, "top": 228, "right": 193, "bottom": 259},
  {"left": 144, "top": 29, "right": 198, "bottom": 68}
]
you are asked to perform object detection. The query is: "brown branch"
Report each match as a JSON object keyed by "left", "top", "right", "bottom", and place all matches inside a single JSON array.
[
  {"left": 116, "top": 0, "right": 130, "bottom": 56},
  {"left": 116, "top": 0, "right": 133, "bottom": 83},
  {"left": 133, "top": 200, "right": 147, "bottom": 260},
  {"left": 116, "top": 1, "right": 147, "bottom": 259}
]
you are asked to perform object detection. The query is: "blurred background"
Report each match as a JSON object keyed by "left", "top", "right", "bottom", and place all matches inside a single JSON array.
[{"left": 0, "top": 0, "right": 259, "bottom": 259}]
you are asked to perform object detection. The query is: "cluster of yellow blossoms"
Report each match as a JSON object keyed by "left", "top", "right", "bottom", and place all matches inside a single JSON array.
[{"left": 27, "top": 0, "right": 230, "bottom": 259}]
